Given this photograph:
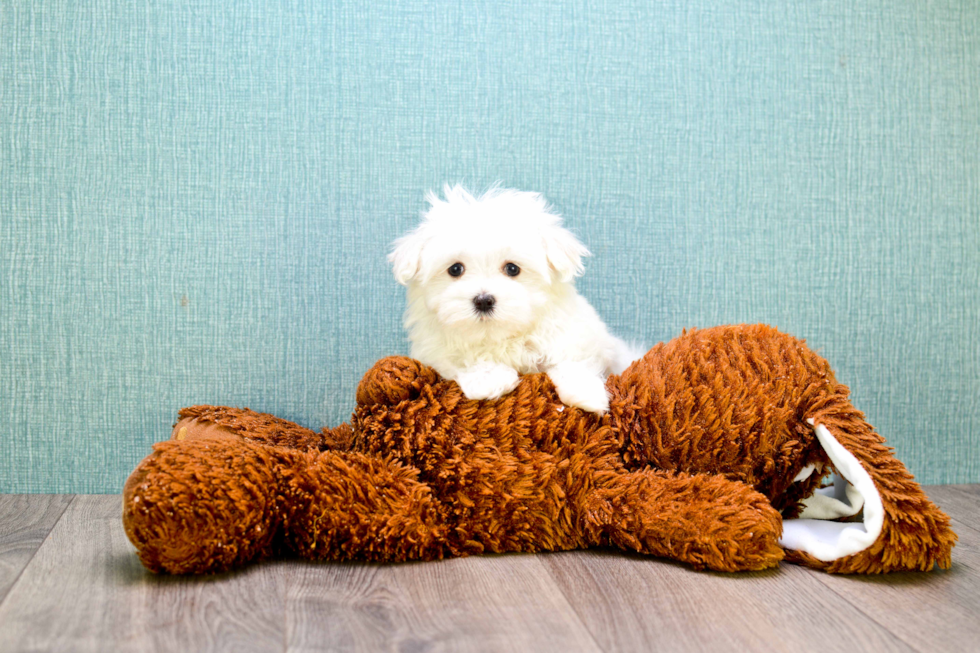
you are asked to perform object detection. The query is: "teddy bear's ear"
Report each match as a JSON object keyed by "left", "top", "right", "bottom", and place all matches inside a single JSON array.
[
  {"left": 542, "top": 223, "right": 590, "bottom": 283},
  {"left": 388, "top": 226, "right": 428, "bottom": 286}
]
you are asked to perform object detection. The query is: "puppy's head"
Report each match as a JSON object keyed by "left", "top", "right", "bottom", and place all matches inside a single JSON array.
[{"left": 389, "top": 185, "right": 590, "bottom": 336}]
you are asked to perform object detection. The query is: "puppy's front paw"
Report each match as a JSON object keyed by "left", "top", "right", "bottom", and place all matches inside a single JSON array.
[
  {"left": 455, "top": 363, "right": 520, "bottom": 401},
  {"left": 548, "top": 363, "right": 610, "bottom": 414}
]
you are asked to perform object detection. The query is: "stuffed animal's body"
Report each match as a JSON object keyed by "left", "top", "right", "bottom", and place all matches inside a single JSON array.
[{"left": 123, "top": 325, "right": 955, "bottom": 575}]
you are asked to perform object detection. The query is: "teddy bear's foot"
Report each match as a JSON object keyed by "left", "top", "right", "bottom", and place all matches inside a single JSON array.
[
  {"left": 174, "top": 405, "right": 333, "bottom": 450},
  {"left": 591, "top": 470, "right": 784, "bottom": 572},
  {"left": 123, "top": 436, "right": 293, "bottom": 574},
  {"left": 780, "top": 416, "right": 956, "bottom": 573}
]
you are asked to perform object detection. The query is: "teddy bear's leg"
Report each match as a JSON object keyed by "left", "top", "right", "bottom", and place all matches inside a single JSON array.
[
  {"left": 123, "top": 436, "right": 449, "bottom": 574},
  {"left": 780, "top": 403, "right": 956, "bottom": 573},
  {"left": 277, "top": 450, "right": 451, "bottom": 563},
  {"left": 173, "top": 405, "right": 337, "bottom": 450},
  {"left": 585, "top": 469, "right": 784, "bottom": 572},
  {"left": 123, "top": 435, "right": 294, "bottom": 574}
]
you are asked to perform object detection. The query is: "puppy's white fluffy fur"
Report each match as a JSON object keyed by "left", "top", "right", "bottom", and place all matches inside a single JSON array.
[{"left": 389, "top": 185, "right": 639, "bottom": 413}]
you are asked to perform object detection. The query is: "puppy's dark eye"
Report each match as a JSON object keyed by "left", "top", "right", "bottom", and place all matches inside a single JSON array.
[
  {"left": 503, "top": 262, "right": 521, "bottom": 277},
  {"left": 447, "top": 262, "right": 465, "bottom": 278}
]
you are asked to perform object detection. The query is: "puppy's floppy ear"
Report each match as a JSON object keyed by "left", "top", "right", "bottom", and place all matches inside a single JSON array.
[
  {"left": 542, "top": 224, "right": 590, "bottom": 282},
  {"left": 390, "top": 190, "right": 447, "bottom": 285},
  {"left": 388, "top": 226, "right": 428, "bottom": 285}
]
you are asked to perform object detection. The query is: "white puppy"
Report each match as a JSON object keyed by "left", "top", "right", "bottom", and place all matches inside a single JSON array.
[{"left": 389, "top": 185, "right": 639, "bottom": 413}]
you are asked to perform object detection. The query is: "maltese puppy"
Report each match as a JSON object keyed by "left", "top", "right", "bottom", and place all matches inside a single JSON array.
[{"left": 388, "top": 185, "right": 639, "bottom": 413}]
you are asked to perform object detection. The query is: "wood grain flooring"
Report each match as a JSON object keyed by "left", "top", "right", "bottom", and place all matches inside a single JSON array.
[{"left": 0, "top": 486, "right": 976, "bottom": 653}]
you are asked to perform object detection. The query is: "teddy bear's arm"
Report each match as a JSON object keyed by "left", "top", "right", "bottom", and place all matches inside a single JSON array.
[
  {"left": 586, "top": 469, "right": 784, "bottom": 572},
  {"left": 356, "top": 356, "right": 443, "bottom": 407},
  {"left": 278, "top": 450, "right": 452, "bottom": 563}
]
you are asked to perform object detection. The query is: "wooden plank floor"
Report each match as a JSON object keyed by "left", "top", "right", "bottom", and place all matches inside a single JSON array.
[{"left": 0, "top": 487, "right": 977, "bottom": 652}]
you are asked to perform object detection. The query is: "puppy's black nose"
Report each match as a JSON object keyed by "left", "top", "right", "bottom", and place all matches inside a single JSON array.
[{"left": 473, "top": 293, "right": 496, "bottom": 314}]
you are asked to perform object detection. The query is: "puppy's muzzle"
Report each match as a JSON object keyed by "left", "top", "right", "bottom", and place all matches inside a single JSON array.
[{"left": 472, "top": 293, "right": 496, "bottom": 315}]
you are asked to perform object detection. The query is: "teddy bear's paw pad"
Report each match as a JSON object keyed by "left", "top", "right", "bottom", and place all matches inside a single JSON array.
[
  {"left": 779, "top": 420, "right": 884, "bottom": 562},
  {"left": 171, "top": 417, "right": 240, "bottom": 442}
]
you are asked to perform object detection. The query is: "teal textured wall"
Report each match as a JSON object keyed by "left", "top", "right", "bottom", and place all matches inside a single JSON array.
[{"left": 1, "top": 1, "right": 978, "bottom": 492}]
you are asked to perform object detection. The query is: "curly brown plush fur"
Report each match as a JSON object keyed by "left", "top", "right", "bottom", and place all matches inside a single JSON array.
[{"left": 123, "top": 324, "right": 955, "bottom": 575}]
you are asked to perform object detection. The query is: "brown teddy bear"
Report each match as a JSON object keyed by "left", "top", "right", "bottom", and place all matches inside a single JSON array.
[{"left": 122, "top": 324, "right": 956, "bottom": 575}]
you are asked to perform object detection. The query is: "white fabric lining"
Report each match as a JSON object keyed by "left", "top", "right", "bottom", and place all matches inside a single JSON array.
[
  {"left": 778, "top": 420, "right": 884, "bottom": 562},
  {"left": 798, "top": 472, "right": 865, "bottom": 520},
  {"left": 793, "top": 463, "right": 818, "bottom": 483}
]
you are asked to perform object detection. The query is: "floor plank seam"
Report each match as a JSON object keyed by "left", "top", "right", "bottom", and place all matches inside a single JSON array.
[
  {"left": 282, "top": 572, "right": 289, "bottom": 653},
  {"left": 807, "top": 571, "right": 931, "bottom": 653},
  {"left": 940, "top": 518, "right": 979, "bottom": 579},
  {"left": 540, "top": 555, "right": 614, "bottom": 653},
  {"left": 948, "top": 517, "right": 980, "bottom": 538},
  {"left": 0, "top": 494, "right": 76, "bottom": 610},
  {"left": 941, "top": 488, "right": 980, "bottom": 534}
]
